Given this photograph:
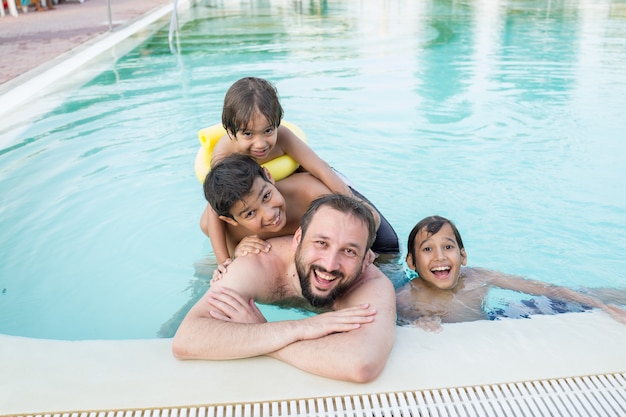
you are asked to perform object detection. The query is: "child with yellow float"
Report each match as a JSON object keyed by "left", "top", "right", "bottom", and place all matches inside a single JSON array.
[{"left": 195, "top": 77, "right": 399, "bottom": 265}]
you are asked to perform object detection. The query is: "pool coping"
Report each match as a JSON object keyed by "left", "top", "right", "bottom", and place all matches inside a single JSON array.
[{"left": 1, "top": 310, "right": 625, "bottom": 415}]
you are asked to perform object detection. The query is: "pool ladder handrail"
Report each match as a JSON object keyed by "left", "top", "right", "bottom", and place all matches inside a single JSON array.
[{"left": 168, "top": 0, "right": 180, "bottom": 54}]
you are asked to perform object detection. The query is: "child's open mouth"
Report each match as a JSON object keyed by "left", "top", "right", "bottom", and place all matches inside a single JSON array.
[
  {"left": 265, "top": 212, "right": 282, "bottom": 228},
  {"left": 431, "top": 266, "right": 451, "bottom": 279},
  {"left": 252, "top": 149, "right": 269, "bottom": 158}
]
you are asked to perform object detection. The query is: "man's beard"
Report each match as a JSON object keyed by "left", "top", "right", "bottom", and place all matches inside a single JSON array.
[{"left": 294, "top": 249, "right": 361, "bottom": 308}]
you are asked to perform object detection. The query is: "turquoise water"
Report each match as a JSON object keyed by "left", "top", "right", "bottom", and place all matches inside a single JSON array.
[{"left": 1, "top": 0, "right": 625, "bottom": 340}]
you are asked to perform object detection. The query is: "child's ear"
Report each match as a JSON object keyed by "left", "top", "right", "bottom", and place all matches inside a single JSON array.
[
  {"left": 219, "top": 215, "right": 239, "bottom": 227},
  {"left": 406, "top": 253, "right": 416, "bottom": 270},
  {"left": 263, "top": 167, "right": 275, "bottom": 184},
  {"left": 461, "top": 248, "right": 467, "bottom": 266}
]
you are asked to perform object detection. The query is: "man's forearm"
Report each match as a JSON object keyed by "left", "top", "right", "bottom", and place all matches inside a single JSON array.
[
  {"left": 172, "top": 318, "right": 302, "bottom": 360},
  {"left": 269, "top": 314, "right": 395, "bottom": 383}
]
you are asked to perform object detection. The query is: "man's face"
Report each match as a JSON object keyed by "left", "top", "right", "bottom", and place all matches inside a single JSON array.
[
  {"left": 294, "top": 206, "right": 368, "bottom": 308},
  {"left": 225, "top": 176, "right": 287, "bottom": 233}
]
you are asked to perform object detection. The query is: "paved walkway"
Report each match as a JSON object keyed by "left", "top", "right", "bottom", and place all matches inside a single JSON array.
[{"left": 0, "top": 0, "right": 172, "bottom": 86}]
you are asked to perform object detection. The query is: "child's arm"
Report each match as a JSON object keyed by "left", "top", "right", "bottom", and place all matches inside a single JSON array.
[
  {"left": 396, "top": 283, "right": 447, "bottom": 332},
  {"left": 277, "top": 126, "right": 352, "bottom": 195},
  {"left": 488, "top": 270, "right": 626, "bottom": 324},
  {"left": 200, "top": 204, "right": 232, "bottom": 265},
  {"left": 278, "top": 126, "right": 381, "bottom": 228}
]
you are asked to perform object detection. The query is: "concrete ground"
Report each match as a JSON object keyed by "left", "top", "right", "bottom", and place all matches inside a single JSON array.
[{"left": 0, "top": 0, "right": 172, "bottom": 86}]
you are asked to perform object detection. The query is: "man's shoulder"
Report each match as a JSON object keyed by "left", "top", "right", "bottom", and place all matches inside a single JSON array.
[
  {"left": 334, "top": 263, "right": 396, "bottom": 313},
  {"left": 223, "top": 236, "right": 294, "bottom": 277},
  {"left": 346, "top": 263, "right": 394, "bottom": 297}
]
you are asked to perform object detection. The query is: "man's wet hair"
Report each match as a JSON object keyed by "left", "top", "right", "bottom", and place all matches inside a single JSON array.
[
  {"left": 300, "top": 194, "right": 377, "bottom": 251},
  {"left": 203, "top": 153, "right": 270, "bottom": 219}
]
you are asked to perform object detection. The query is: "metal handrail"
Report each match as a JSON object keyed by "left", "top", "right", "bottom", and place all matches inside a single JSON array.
[{"left": 168, "top": 0, "right": 180, "bottom": 54}]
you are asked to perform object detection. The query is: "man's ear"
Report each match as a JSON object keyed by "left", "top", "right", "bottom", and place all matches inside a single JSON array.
[
  {"left": 263, "top": 166, "right": 275, "bottom": 184},
  {"left": 292, "top": 227, "right": 303, "bottom": 250},
  {"left": 219, "top": 215, "right": 239, "bottom": 227},
  {"left": 461, "top": 248, "right": 468, "bottom": 266},
  {"left": 406, "top": 253, "right": 416, "bottom": 271}
]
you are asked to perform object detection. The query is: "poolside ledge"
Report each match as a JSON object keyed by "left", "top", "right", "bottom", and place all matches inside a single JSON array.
[{"left": 1, "top": 311, "right": 625, "bottom": 415}]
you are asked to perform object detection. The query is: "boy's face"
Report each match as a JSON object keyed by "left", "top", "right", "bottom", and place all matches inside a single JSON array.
[
  {"left": 220, "top": 176, "right": 287, "bottom": 234},
  {"left": 407, "top": 223, "right": 467, "bottom": 290},
  {"left": 231, "top": 110, "right": 278, "bottom": 161}
]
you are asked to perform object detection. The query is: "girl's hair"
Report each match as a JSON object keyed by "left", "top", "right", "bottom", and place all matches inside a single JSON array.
[
  {"left": 222, "top": 77, "right": 284, "bottom": 135},
  {"left": 406, "top": 215, "right": 464, "bottom": 261}
]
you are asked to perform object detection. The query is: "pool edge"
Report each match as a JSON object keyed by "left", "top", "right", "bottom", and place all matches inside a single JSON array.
[{"left": 1, "top": 311, "right": 625, "bottom": 415}]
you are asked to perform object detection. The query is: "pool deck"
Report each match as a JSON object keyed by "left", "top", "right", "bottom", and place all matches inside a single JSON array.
[
  {"left": 1, "top": 311, "right": 626, "bottom": 415},
  {"left": 0, "top": 0, "right": 172, "bottom": 87}
]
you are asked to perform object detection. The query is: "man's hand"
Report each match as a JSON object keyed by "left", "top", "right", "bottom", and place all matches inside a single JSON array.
[
  {"left": 207, "top": 287, "right": 267, "bottom": 324},
  {"left": 293, "top": 304, "right": 377, "bottom": 341},
  {"left": 208, "top": 287, "right": 377, "bottom": 339}
]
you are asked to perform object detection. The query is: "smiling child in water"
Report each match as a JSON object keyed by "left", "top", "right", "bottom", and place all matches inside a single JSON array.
[
  {"left": 201, "top": 77, "right": 364, "bottom": 264},
  {"left": 396, "top": 215, "right": 626, "bottom": 332}
]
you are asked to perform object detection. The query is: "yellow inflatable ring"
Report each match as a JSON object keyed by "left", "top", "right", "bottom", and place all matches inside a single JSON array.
[{"left": 194, "top": 120, "right": 307, "bottom": 184}]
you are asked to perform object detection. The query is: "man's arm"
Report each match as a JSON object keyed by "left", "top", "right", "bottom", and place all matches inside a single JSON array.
[
  {"left": 268, "top": 264, "right": 397, "bottom": 383},
  {"left": 172, "top": 250, "right": 379, "bottom": 362}
]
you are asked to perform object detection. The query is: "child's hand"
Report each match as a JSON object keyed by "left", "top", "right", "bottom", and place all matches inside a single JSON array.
[
  {"left": 412, "top": 316, "right": 444, "bottom": 333},
  {"left": 234, "top": 235, "right": 271, "bottom": 258},
  {"left": 601, "top": 304, "right": 626, "bottom": 325},
  {"left": 211, "top": 258, "right": 233, "bottom": 283}
]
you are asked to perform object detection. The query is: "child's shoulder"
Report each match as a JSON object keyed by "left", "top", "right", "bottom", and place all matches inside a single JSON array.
[
  {"left": 462, "top": 266, "right": 508, "bottom": 287},
  {"left": 212, "top": 133, "right": 235, "bottom": 155}
]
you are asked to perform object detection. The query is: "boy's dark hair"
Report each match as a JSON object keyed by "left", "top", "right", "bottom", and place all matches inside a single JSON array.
[
  {"left": 300, "top": 194, "right": 377, "bottom": 251},
  {"left": 203, "top": 154, "right": 271, "bottom": 219},
  {"left": 222, "top": 77, "right": 284, "bottom": 136},
  {"left": 407, "top": 215, "right": 464, "bottom": 261}
]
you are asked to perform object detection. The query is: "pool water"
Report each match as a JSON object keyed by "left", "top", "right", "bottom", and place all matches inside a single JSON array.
[{"left": 1, "top": 0, "right": 625, "bottom": 340}]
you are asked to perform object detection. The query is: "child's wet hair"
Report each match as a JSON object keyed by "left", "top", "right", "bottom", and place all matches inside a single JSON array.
[
  {"left": 204, "top": 154, "right": 271, "bottom": 219},
  {"left": 407, "top": 215, "right": 464, "bottom": 261},
  {"left": 222, "top": 77, "right": 284, "bottom": 136}
]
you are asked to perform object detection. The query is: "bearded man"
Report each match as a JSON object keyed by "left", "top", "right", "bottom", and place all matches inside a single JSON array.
[{"left": 172, "top": 194, "right": 396, "bottom": 383}]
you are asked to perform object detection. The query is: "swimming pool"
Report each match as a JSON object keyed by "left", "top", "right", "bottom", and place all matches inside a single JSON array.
[{"left": 1, "top": 0, "right": 625, "bottom": 341}]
